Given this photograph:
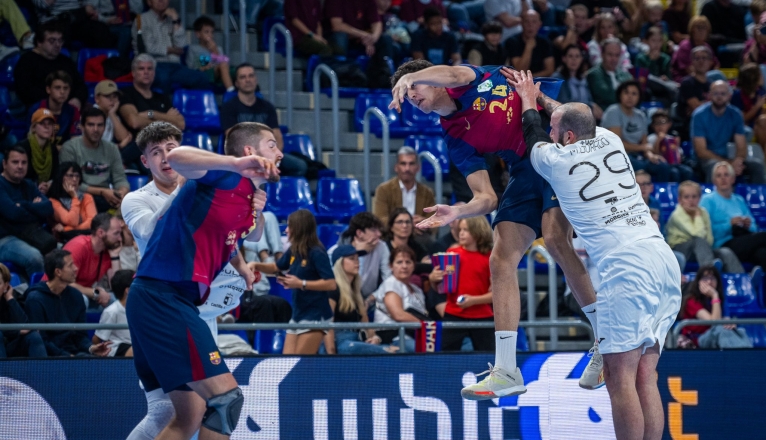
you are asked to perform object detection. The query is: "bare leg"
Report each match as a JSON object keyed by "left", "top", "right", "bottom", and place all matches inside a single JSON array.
[
  {"left": 187, "top": 373, "right": 242, "bottom": 440},
  {"left": 155, "top": 390, "right": 207, "bottom": 440},
  {"left": 636, "top": 343, "right": 664, "bottom": 440},
  {"left": 293, "top": 331, "right": 324, "bottom": 354},
  {"left": 603, "top": 347, "right": 644, "bottom": 440},
  {"left": 217, "top": 62, "right": 233, "bottom": 89},
  {"left": 490, "top": 221, "right": 536, "bottom": 331},
  {"left": 282, "top": 333, "right": 297, "bottom": 354},
  {"left": 541, "top": 208, "right": 597, "bottom": 308}
]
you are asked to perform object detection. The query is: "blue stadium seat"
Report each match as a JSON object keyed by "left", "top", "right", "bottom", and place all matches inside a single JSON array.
[
  {"left": 223, "top": 89, "right": 237, "bottom": 103},
  {"left": 282, "top": 133, "right": 316, "bottom": 161},
  {"left": 264, "top": 177, "right": 316, "bottom": 221},
  {"left": 404, "top": 135, "right": 449, "bottom": 181},
  {"left": 743, "top": 324, "right": 766, "bottom": 348},
  {"left": 736, "top": 184, "right": 766, "bottom": 229},
  {"left": 9, "top": 272, "right": 20, "bottom": 287},
  {"left": 182, "top": 132, "right": 215, "bottom": 152},
  {"left": 261, "top": 16, "right": 286, "bottom": 54},
  {"left": 353, "top": 93, "right": 412, "bottom": 137},
  {"left": 317, "top": 223, "right": 346, "bottom": 249},
  {"left": 0, "top": 51, "right": 19, "bottom": 87},
  {"left": 401, "top": 99, "right": 441, "bottom": 135},
  {"left": 517, "top": 326, "right": 529, "bottom": 351},
  {"left": 315, "top": 178, "right": 366, "bottom": 223},
  {"left": 0, "top": 85, "right": 8, "bottom": 114},
  {"left": 29, "top": 272, "right": 44, "bottom": 285},
  {"left": 172, "top": 89, "right": 221, "bottom": 132},
  {"left": 652, "top": 182, "right": 678, "bottom": 221},
  {"left": 255, "top": 329, "right": 285, "bottom": 354},
  {"left": 722, "top": 272, "right": 766, "bottom": 318},
  {"left": 127, "top": 174, "right": 149, "bottom": 191},
  {"left": 306, "top": 55, "right": 366, "bottom": 97}
]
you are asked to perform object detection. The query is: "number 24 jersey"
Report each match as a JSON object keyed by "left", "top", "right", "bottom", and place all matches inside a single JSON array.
[{"left": 530, "top": 127, "right": 663, "bottom": 266}]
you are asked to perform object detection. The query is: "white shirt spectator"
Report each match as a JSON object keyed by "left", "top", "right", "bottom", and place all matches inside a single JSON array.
[
  {"left": 94, "top": 300, "right": 131, "bottom": 357},
  {"left": 484, "top": 0, "right": 532, "bottom": 42},
  {"left": 373, "top": 276, "right": 428, "bottom": 324},
  {"left": 131, "top": 10, "right": 187, "bottom": 63},
  {"left": 399, "top": 180, "right": 417, "bottom": 217}
]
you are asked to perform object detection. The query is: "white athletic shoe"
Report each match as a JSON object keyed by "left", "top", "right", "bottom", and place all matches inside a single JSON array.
[
  {"left": 461, "top": 363, "right": 527, "bottom": 400},
  {"left": 579, "top": 342, "right": 605, "bottom": 390}
]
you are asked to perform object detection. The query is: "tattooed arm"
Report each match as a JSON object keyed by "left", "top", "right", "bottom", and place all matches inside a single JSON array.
[{"left": 537, "top": 92, "right": 562, "bottom": 116}]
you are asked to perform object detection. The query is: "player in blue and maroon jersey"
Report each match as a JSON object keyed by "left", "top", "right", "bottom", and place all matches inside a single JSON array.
[
  {"left": 390, "top": 60, "right": 602, "bottom": 398},
  {"left": 125, "top": 122, "right": 280, "bottom": 439}
]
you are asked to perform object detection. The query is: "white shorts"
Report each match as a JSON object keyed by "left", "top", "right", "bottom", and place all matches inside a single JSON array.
[
  {"left": 286, "top": 318, "right": 332, "bottom": 335},
  {"left": 596, "top": 238, "right": 682, "bottom": 355}
]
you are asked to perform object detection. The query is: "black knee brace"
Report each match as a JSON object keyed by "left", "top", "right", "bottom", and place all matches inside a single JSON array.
[{"left": 201, "top": 387, "right": 244, "bottom": 435}]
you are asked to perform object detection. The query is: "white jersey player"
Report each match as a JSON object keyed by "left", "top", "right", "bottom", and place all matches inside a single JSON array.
[{"left": 506, "top": 69, "right": 681, "bottom": 440}]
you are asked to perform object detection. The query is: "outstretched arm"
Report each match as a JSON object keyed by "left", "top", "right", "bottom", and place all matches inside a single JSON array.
[
  {"left": 166, "top": 147, "right": 279, "bottom": 181},
  {"left": 390, "top": 65, "right": 477, "bottom": 112},
  {"left": 416, "top": 170, "right": 497, "bottom": 229}
]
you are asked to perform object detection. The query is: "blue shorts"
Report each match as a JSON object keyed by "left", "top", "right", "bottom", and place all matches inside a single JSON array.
[
  {"left": 126, "top": 277, "right": 229, "bottom": 393},
  {"left": 491, "top": 157, "right": 559, "bottom": 238}
]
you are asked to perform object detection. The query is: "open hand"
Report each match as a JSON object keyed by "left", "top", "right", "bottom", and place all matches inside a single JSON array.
[
  {"left": 389, "top": 74, "right": 415, "bottom": 113},
  {"left": 89, "top": 341, "right": 112, "bottom": 357},
  {"left": 503, "top": 69, "right": 540, "bottom": 108},
  {"left": 416, "top": 204, "right": 459, "bottom": 229},
  {"left": 277, "top": 274, "right": 303, "bottom": 289}
]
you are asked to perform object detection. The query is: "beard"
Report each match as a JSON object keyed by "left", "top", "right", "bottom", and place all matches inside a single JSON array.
[{"left": 105, "top": 237, "right": 122, "bottom": 250}]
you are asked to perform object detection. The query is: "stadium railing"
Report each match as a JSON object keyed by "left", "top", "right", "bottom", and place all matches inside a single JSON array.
[
  {"left": 526, "top": 245, "right": 559, "bottom": 349},
  {"left": 362, "top": 106, "right": 391, "bottom": 208},
  {"left": 417, "top": 151, "right": 443, "bottom": 206},
  {"left": 312, "top": 63, "right": 340, "bottom": 169},
  {"left": 268, "top": 22, "right": 293, "bottom": 128}
]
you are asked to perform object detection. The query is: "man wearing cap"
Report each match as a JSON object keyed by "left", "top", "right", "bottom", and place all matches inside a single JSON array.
[
  {"left": 26, "top": 70, "right": 82, "bottom": 149},
  {"left": 93, "top": 80, "right": 143, "bottom": 172},
  {"left": 14, "top": 108, "right": 60, "bottom": 195}
]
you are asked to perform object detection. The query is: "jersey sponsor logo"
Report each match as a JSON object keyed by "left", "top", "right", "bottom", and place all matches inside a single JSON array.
[
  {"left": 210, "top": 351, "right": 222, "bottom": 365},
  {"left": 477, "top": 79, "right": 493, "bottom": 92},
  {"left": 472, "top": 97, "right": 487, "bottom": 111}
]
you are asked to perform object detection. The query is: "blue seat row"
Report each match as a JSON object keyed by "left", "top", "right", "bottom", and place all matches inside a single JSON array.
[
  {"left": 353, "top": 93, "right": 441, "bottom": 138},
  {"left": 264, "top": 177, "right": 365, "bottom": 223},
  {"left": 652, "top": 182, "right": 766, "bottom": 229},
  {"left": 403, "top": 135, "right": 449, "bottom": 181},
  {"left": 685, "top": 271, "right": 766, "bottom": 318}
]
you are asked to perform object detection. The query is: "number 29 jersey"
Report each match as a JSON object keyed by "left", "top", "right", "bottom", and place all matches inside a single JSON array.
[{"left": 529, "top": 127, "right": 662, "bottom": 266}]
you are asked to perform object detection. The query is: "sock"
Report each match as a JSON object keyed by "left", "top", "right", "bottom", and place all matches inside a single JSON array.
[
  {"left": 581, "top": 303, "right": 598, "bottom": 341},
  {"left": 495, "top": 331, "right": 517, "bottom": 371}
]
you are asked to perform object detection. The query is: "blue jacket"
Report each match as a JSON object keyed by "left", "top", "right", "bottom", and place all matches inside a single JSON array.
[
  {"left": 24, "top": 282, "right": 89, "bottom": 356},
  {"left": 0, "top": 175, "right": 52, "bottom": 240},
  {"left": 700, "top": 191, "right": 757, "bottom": 248}
]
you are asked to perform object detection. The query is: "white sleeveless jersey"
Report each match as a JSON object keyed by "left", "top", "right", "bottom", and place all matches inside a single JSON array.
[{"left": 530, "top": 127, "right": 663, "bottom": 266}]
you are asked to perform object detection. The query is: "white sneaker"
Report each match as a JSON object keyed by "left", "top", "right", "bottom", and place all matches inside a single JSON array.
[
  {"left": 0, "top": 44, "right": 19, "bottom": 62},
  {"left": 461, "top": 363, "right": 527, "bottom": 400},
  {"left": 579, "top": 342, "right": 605, "bottom": 390}
]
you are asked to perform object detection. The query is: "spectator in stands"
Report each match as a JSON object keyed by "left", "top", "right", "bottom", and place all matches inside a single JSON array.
[
  {"left": 116, "top": 213, "right": 138, "bottom": 271},
  {"left": 325, "top": 245, "right": 397, "bottom": 354},
  {"left": 638, "top": 1, "right": 669, "bottom": 41},
  {"left": 586, "top": 38, "right": 632, "bottom": 110},
  {"left": 505, "top": 10, "right": 554, "bottom": 77},
  {"left": 0, "top": 262, "right": 47, "bottom": 358},
  {"left": 119, "top": 54, "right": 186, "bottom": 139},
  {"left": 436, "top": 216, "right": 495, "bottom": 352},
  {"left": 93, "top": 80, "right": 133, "bottom": 154},
  {"left": 444, "top": 0, "right": 487, "bottom": 33},
  {"left": 60, "top": 108, "right": 130, "bottom": 212},
  {"left": 220, "top": 63, "right": 307, "bottom": 177},
  {"left": 243, "top": 211, "right": 283, "bottom": 296},
  {"left": 385, "top": 208, "right": 430, "bottom": 262},
  {"left": 743, "top": 12, "right": 766, "bottom": 65},
  {"left": 236, "top": 0, "right": 282, "bottom": 32},
  {"left": 92, "top": 269, "right": 134, "bottom": 357},
  {"left": 329, "top": 212, "right": 392, "bottom": 298},
  {"left": 553, "top": 45, "right": 600, "bottom": 119},
  {"left": 187, "top": 16, "right": 235, "bottom": 92},
  {"left": 48, "top": 162, "right": 96, "bottom": 242},
  {"left": 692, "top": 80, "right": 766, "bottom": 184},
  {"left": 553, "top": 5, "right": 594, "bottom": 53},
  {"left": 467, "top": 21, "right": 507, "bottom": 66},
  {"left": 663, "top": 0, "right": 690, "bottom": 44},
  {"left": 677, "top": 45, "right": 714, "bottom": 138},
  {"left": 285, "top": 0, "right": 332, "bottom": 57},
  {"left": 32, "top": 0, "right": 117, "bottom": 49},
  {"left": 701, "top": 161, "right": 766, "bottom": 269},
  {"left": 131, "top": 0, "right": 209, "bottom": 94},
  {"left": 484, "top": 0, "right": 528, "bottom": 42},
  {"left": 587, "top": 13, "right": 631, "bottom": 71},
  {"left": 411, "top": 7, "right": 461, "bottom": 66},
  {"left": 430, "top": 201, "right": 465, "bottom": 254},
  {"left": 14, "top": 108, "right": 59, "bottom": 195},
  {"left": 27, "top": 71, "right": 82, "bottom": 148},
  {"left": 62, "top": 213, "right": 120, "bottom": 309},
  {"left": 25, "top": 249, "right": 111, "bottom": 357},
  {"left": 399, "top": 0, "right": 448, "bottom": 27},
  {"left": 647, "top": 109, "right": 694, "bottom": 177},
  {"left": 636, "top": 169, "right": 660, "bottom": 211},
  {"left": 0, "top": 0, "right": 34, "bottom": 59},
  {"left": 731, "top": 64, "right": 766, "bottom": 131},
  {"left": 87, "top": 0, "right": 143, "bottom": 54},
  {"left": 666, "top": 180, "right": 744, "bottom": 273},
  {"left": 373, "top": 246, "right": 428, "bottom": 352},
  {"left": 671, "top": 16, "right": 718, "bottom": 83},
  {"left": 637, "top": 27, "right": 672, "bottom": 80},
  {"left": 253, "top": 209, "right": 337, "bottom": 355},
  {"left": 324, "top": 0, "right": 396, "bottom": 88},
  {"left": 13, "top": 21, "right": 88, "bottom": 110},
  {"left": 0, "top": 146, "right": 55, "bottom": 280},
  {"left": 373, "top": 146, "right": 436, "bottom": 229},
  {"left": 700, "top": 0, "right": 747, "bottom": 47}
]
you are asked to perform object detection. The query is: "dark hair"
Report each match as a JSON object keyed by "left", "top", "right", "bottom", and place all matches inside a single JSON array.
[
  {"left": 423, "top": 6, "right": 442, "bottom": 22},
  {"left": 135, "top": 121, "right": 183, "bottom": 153},
  {"left": 558, "top": 103, "right": 597, "bottom": 139},
  {"left": 234, "top": 62, "right": 256, "bottom": 79},
  {"left": 738, "top": 63, "right": 762, "bottom": 97},
  {"left": 35, "top": 21, "right": 64, "bottom": 46},
  {"left": 645, "top": 25, "right": 664, "bottom": 41},
  {"left": 225, "top": 122, "right": 273, "bottom": 157},
  {"left": 47, "top": 161, "right": 82, "bottom": 201},
  {"left": 45, "top": 70, "right": 72, "bottom": 88},
  {"left": 680, "top": 264, "right": 724, "bottom": 319},
  {"left": 287, "top": 209, "right": 323, "bottom": 258},
  {"left": 342, "top": 212, "right": 384, "bottom": 240},
  {"left": 481, "top": 20, "right": 503, "bottom": 36},
  {"left": 91, "top": 212, "right": 114, "bottom": 234},
  {"left": 81, "top": 107, "right": 106, "bottom": 126},
  {"left": 3, "top": 145, "right": 27, "bottom": 162},
  {"left": 557, "top": 45, "right": 589, "bottom": 79},
  {"left": 386, "top": 207, "right": 415, "bottom": 241},
  {"left": 44, "top": 249, "right": 71, "bottom": 281},
  {"left": 651, "top": 108, "right": 670, "bottom": 122},
  {"left": 616, "top": 80, "right": 642, "bottom": 105},
  {"left": 111, "top": 269, "right": 135, "bottom": 301},
  {"left": 391, "top": 59, "right": 434, "bottom": 88},
  {"left": 389, "top": 245, "right": 416, "bottom": 265},
  {"left": 193, "top": 15, "right": 215, "bottom": 32}
]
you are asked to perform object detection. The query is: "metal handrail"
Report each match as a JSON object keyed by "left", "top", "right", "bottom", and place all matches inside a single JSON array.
[
  {"left": 238, "top": 0, "right": 246, "bottom": 64},
  {"left": 416, "top": 152, "right": 443, "bottom": 206},
  {"left": 363, "top": 107, "right": 389, "bottom": 208},
  {"left": 0, "top": 320, "right": 592, "bottom": 353},
  {"left": 671, "top": 318, "right": 766, "bottom": 348},
  {"left": 526, "top": 245, "right": 559, "bottom": 350},
  {"left": 268, "top": 23, "right": 293, "bottom": 129},
  {"left": 312, "top": 64, "right": 339, "bottom": 168}
]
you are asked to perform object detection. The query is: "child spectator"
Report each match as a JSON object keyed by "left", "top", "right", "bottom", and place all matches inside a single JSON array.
[
  {"left": 467, "top": 21, "right": 507, "bottom": 66},
  {"left": 27, "top": 71, "right": 82, "bottom": 149},
  {"left": 92, "top": 269, "right": 134, "bottom": 357},
  {"left": 666, "top": 181, "right": 744, "bottom": 273},
  {"left": 647, "top": 110, "right": 694, "bottom": 176},
  {"left": 636, "top": 26, "right": 672, "bottom": 80},
  {"left": 14, "top": 108, "right": 59, "bottom": 195},
  {"left": 284, "top": 0, "right": 332, "bottom": 57},
  {"left": 48, "top": 162, "right": 97, "bottom": 242},
  {"left": 186, "top": 16, "right": 235, "bottom": 92},
  {"left": 411, "top": 7, "right": 461, "bottom": 66},
  {"left": 639, "top": 0, "right": 669, "bottom": 43}
]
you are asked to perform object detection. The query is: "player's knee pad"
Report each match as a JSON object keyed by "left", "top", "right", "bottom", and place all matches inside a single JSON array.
[{"left": 201, "top": 387, "right": 244, "bottom": 435}]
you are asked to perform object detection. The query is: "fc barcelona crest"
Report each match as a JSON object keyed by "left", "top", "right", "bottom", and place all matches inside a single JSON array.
[
  {"left": 209, "top": 351, "right": 222, "bottom": 365},
  {"left": 472, "top": 97, "right": 486, "bottom": 111}
]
